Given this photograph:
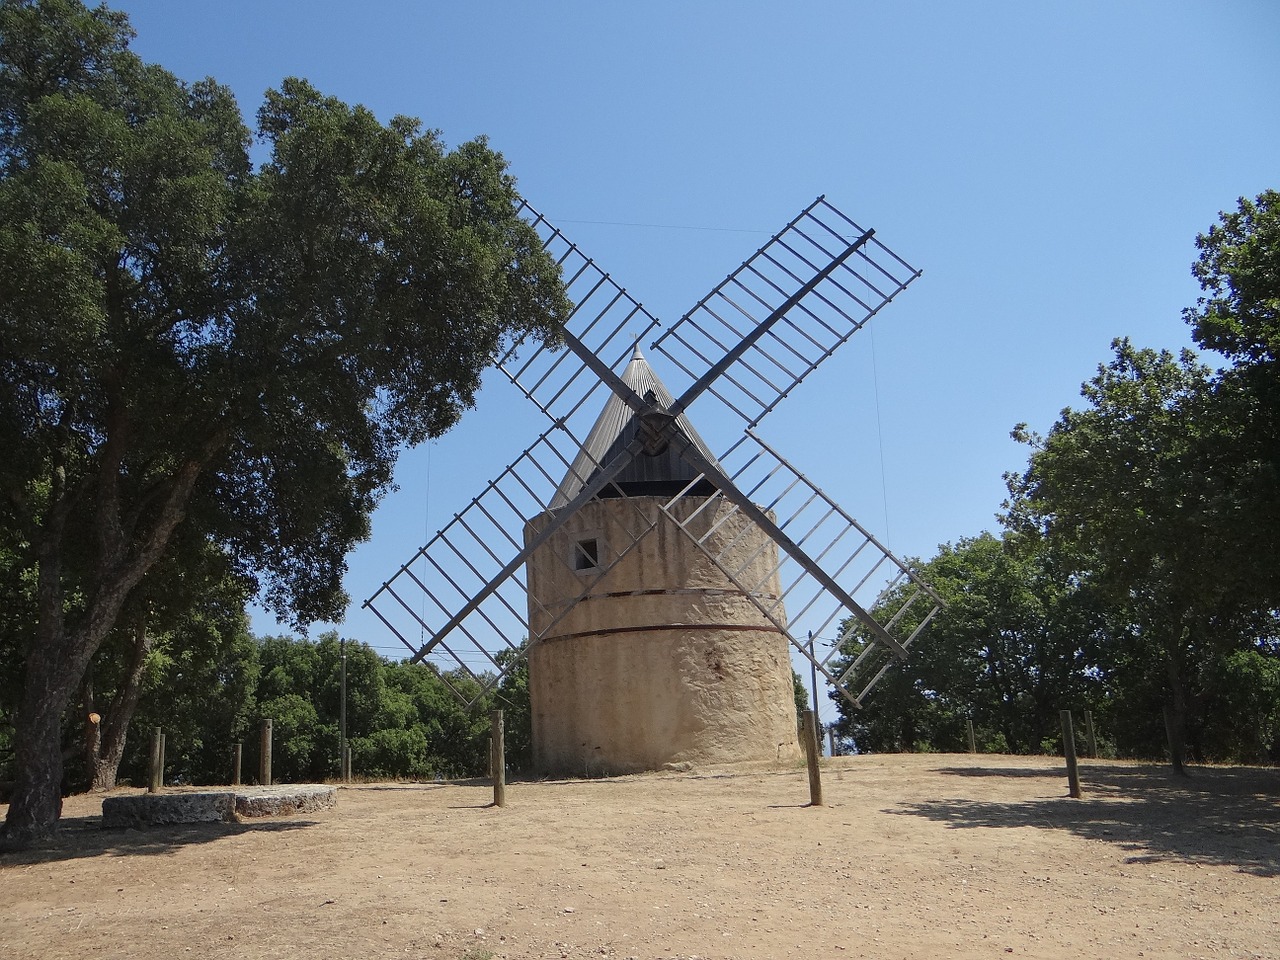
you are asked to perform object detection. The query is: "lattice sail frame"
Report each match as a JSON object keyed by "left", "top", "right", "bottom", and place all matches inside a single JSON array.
[{"left": 364, "top": 196, "right": 942, "bottom": 709}]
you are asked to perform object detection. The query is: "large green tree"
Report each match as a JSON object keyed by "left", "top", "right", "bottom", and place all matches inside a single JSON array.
[
  {"left": 0, "top": 0, "right": 567, "bottom": 847},
  {"left": 1184, "top": 189, "right": 1280, "bottom": 608},
  {"left": 831, "top": 532, "right": 1102, "bottom": 754},
  {"left": 1006, "top": 340, "right": 1274, "bottom": 769}
]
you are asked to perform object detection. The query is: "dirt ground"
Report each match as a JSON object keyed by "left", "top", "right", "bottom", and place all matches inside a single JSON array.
[{"left": 1, "top": 753, "right": 1277, "bottom": 960}]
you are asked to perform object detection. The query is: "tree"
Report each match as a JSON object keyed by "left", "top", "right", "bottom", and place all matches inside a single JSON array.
[
  {"left": 0, "top": 0, "right": 568, "bottom": 847},
  {"left": 1186, "top": 189, "right": 1280, "bottom": 370},
  {"left": 830, "top": 533, "right": 1102, "bottom": 755},
  {"left": 380, "top": 662, "right": 494, "bottom": 778},
  {"left": 77, "top": 536, "right": 254, "bottom": 791},
  {"left": 1006, "top": 340, "right": 1273, "bottom": 770},
  {"left": 1184, "top": 189, "right": 1280, "bottom": 610},
  {"left": 125, "top": 607, "right": 258, "bottom": 786}
]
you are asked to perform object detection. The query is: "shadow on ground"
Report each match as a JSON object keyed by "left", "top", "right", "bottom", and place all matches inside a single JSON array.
[
  {"left": 894, "top": 762, "right": 1280, "bottom": 877},
  {"left": 1, "top": 815, "right": 319, "bottom": 867}
]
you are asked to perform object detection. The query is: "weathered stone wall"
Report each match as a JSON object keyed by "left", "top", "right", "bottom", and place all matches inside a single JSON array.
[
  {"left": 525, "top": 497, "right": 801, "bottom": 775},
  {"left": 100, "top": 785, "right": 337, "bottom": 828}
]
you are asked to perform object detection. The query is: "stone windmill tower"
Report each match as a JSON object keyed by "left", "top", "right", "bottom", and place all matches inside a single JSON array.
[
  {"left": 365, "top": 197, "right": 943, "bottom": 774},
  {"left": 525, "top": 345, "right": 800, "bottom": 774}
]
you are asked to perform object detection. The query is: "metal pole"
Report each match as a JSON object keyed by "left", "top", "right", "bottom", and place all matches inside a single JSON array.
[{"left": 340, "top": 637, "right": 348, "bottom": 783}]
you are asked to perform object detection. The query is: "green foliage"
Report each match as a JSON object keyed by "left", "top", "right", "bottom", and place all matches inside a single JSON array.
[
  {"left": 357, "top": 728, "right": 430, "bottom": 780},
  {"left": 118, "top": 606, "right": 260, "bottom": 786},
  {"left": 832, "top": 193, "right": 1279, "bottom": 766},
  {"left": 258, "top": 693, "right": 320, "bottom": 783},
  {"left": 832, "top": 532, "right": 1103, "bottom": 755},
  {"left": 493, "top": 643, "right": 532, "bottom": 772},
  {"left": 997, "top": 188, "right": 1280, "bottom": 762},
  {"left": 103, "top": 630, "right": 514, "bottom": 785},
  {"left": 792, "top": 670, "right": 810, "bottom": 720},
  {"left": 1199, "top": 646, "right": 1280, "bottom": 763},
  {"left": 1185, "top": 190, "right": 1280, "bottom": 626},
  {"left": 1006, "top": 336, "right": 1279, "bottom": 764},
  {"left": 0, "top": 0, "right": 567, "bottom": 844},
  {"left": 1186, "top": 189, "right": 1280, "bottom": 368}
]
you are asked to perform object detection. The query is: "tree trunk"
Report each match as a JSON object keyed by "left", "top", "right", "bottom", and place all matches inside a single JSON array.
[
  {"left": 1164, "top": 648, "right": 1189, "bottom": 776},
  {"left": 4, "top": 608, "right": 159, "bottom": 847},
  {"left": 89, "top": 617, "right": 152, "bottom": 791},
  {"left": 0, "top": 638, "right": 85, "bottom": 848},
  {"left": 1, "top": 443, "right": 216, "bottom": 850}
]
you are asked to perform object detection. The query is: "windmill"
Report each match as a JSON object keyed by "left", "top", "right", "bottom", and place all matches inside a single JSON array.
[{"left": 364, "top": 196, "right": 942, "bottom": 772}]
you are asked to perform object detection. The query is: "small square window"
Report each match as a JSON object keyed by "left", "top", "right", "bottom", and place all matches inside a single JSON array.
[{"left": 573, "top": 538, "right": 599, "bottom": 571}]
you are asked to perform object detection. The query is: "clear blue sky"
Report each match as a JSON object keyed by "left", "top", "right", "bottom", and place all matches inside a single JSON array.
[{"left": 112, "top": 1, "right": 1279, "bottom": 708}]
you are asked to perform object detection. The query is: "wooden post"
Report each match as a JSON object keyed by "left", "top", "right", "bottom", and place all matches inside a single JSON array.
[
  {"left": 802, "top": 709, "right": 823, "bottom": 807},
  {"left": 232, "top": 742, "right": 242, "bottom": 786},
  {"left": 260, "top": 718, "right": 273, "bottom": 786},
  {"left": 148, "top": 727, "right": 162, "bottom": 793},
  {"left": 1060, "top": 709, "right": 1082, "bottom": 799},
  {"left": 966, "top": 718, "right": 977, "bottom": 754},
  {"left": 490, "top": 710, "right": 506, "bottom": 808},
  {"left": 1084, "top": 708, "right": 1097, "bottom": 759},
  {"left": 339, "top": 637, "right": 347, "bottom": 783}
]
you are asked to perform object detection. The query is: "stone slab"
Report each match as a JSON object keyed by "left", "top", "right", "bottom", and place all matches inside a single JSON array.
[
  {"left": 101, "top": 784, "right": 336, "bottom": 827},
  {"left": 233, "top": 784, "right": 336, "bottom": 818},
  {"left": 102, "top": 791, "right": 236, "bottom": 827}
]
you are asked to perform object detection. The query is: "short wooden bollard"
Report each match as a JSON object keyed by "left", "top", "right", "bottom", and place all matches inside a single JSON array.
[
  {"left": 802, "top": 709, "right": 823, "bottom": 807},
  {"left": 232, "top": 742, "right": 242, "bottom": 786},
  {"left": 260, "top": 718, "right": 273, "bottom": 786},
  {"left": 490, "top": 710, "right": 506, "bottom": 808},
  {"left": 1060, "top": 709, "right": 1082, "bottom": 799},
  {"left": 966, "top": 718, "right": 977, "bottom": 754},
  {"left": 1084, "top": 708, "right": 1098, "bottom": 759},
  {"left": 148, "top": 727, "right": 163, "bottom": 793}
]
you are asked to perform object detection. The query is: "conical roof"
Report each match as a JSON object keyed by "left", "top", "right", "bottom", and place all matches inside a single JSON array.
[{"left": 550, "top": 345, "right": 720, "bottom": 508}]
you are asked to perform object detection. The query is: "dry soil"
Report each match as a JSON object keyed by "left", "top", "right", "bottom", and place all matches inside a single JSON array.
[{"left": 2, "top": 753, "right": 1278, "bottom": 960}]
